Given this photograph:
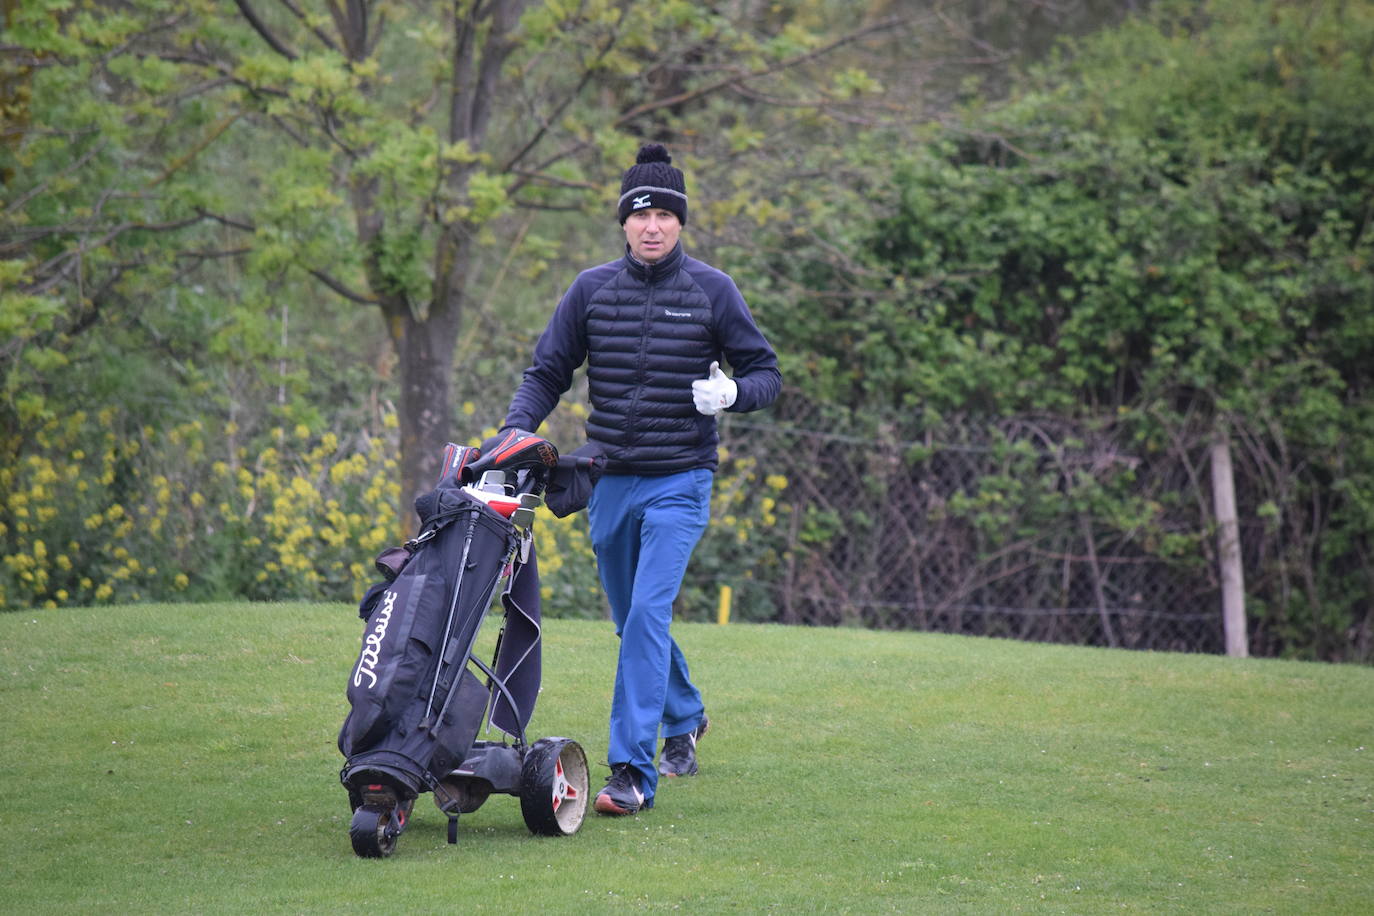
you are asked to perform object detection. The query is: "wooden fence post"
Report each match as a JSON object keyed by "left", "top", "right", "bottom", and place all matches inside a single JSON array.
[{"left": 1210, "top": 432, "right": 1248, "bottom": 658}]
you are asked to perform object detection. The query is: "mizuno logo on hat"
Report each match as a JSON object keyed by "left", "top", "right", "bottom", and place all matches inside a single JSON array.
[{"left": 632, "top": 194, "right": 651, "bottom": 209}]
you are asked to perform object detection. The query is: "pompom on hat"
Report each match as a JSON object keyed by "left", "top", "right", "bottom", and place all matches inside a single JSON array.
[{"left": 617, "top": 143, "right": 688, "bottom": 226}]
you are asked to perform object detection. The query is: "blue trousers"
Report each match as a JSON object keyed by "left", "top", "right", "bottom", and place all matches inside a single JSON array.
[{"left": 588, "top": 468, "right": 712, "bottom": 804}]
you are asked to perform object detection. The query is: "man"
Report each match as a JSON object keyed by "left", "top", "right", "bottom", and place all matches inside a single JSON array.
[{"left": 501, "top": 143, "right": 781, "bottom": 815}]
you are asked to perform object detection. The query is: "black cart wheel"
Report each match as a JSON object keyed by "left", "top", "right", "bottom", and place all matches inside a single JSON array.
[
  {"left": 520, "top": 737, "right": 589, "bottom": 837},
  {"left": 350, "top": 804, "right": 397, "bottom": 858}
]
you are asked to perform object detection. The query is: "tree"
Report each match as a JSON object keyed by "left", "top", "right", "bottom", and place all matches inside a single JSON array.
[{"left": 4, "top": 0, "right": 917, "bottom": 533}]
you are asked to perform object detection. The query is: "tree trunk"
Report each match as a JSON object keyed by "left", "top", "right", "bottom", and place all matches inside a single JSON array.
[{"left": 389, "top": 303, "right": 459, "bottom": 536}]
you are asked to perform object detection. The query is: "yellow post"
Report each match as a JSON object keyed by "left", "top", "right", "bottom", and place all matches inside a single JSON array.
[{"left": 717, "top": 584, "right": 732, "bottom": 626}]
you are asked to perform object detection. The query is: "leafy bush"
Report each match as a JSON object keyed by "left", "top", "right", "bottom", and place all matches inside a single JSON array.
[{"left": 729, "top": 0, "right": 1374, "bottom": 658}]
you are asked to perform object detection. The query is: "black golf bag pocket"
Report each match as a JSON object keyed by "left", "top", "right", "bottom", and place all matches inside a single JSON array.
[
  {"left": 427, "top": 670, "right": 489, "bottom": 776},
  {"left": 374, "top": 545, "right": 412, "bottom": 581}
]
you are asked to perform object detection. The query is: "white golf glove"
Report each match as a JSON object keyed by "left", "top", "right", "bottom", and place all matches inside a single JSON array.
[{"left": 692, "top": 361, "right": 737, "bottom": 416}]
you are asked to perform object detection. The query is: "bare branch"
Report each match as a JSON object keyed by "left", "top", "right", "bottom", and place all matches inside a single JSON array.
[
  {"left": 502, "top": 5, "right": 630, "bottom": 184},
  {"left": 308, "top": 267, "right": 380, "bottom": 305},
  {"left": 24, "top": 214, "right": 208, "bottom": 296},
  {"left": 509, "top": 168, "right": 600, "bottom": 192},
  {"left": 175, "top": 247, "right": 253, "bottom": 261},
  {"left": 146, "top": 112, "right": 242, "bottom": 187},
  {"left": 611, "top": 16, "right": 909, "bottom": 129},
  {"left": 5, "top": 139, "right": 110, "bottom": 215},
  {"left": 277, "top": 0, "right": 342, "bottom": 54},
  {"left": 233, "top": 0, "right": 298, "bottom": 60},
  {"left": 323, "top": 0, "right": 369, "bottom": 60},
  {"left": 195, "top": 209, "right": 256, "bottom": 233},
  {"left": 514, "top": 14, "right": 913, "bottom": 195}
]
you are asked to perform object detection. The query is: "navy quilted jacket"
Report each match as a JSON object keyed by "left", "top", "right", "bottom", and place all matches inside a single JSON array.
[{"left": 504, "top": 243, "right": 781, "bottom": 475}]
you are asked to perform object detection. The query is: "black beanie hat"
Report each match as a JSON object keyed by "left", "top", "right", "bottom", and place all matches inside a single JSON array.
[{"left": 617, "top": 143, "right": 688, "bottom": 226}]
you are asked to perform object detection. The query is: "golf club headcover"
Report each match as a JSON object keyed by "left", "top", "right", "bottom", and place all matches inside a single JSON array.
[
  {"left": 437, "top": 442, "right": 482, "bottom": 487},
  {"left": 468, "top": 428, "right": 559, "bottom": 478}
]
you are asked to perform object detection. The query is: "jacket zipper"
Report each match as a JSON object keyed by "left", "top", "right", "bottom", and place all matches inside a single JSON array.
[{"left": 628, "top": 272, "right": 656, "bottom": 448}]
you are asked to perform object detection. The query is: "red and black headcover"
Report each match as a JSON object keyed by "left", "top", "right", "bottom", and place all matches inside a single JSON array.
[
  {"left": 466, "top": 428, "right": 559, "bottom": 478},
  {"left": 436, "top": 442, "right": 481, "bottom": 487}
]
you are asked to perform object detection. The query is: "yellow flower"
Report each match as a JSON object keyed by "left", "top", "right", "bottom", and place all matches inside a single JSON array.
[
  {"left": 174, "top": 573, "right": 189, "bottom": 589},
  {"left": 94, "top": 583, "right": 113, "bottom": 600}
]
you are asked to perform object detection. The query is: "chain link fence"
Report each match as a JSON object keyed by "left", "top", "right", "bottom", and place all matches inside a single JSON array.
[
  {"left": 464, "top": 375, "right": 1364, "bottom": 659},
  {"left": 710, "top": 391, "right": 1231, "bottom": 652}
]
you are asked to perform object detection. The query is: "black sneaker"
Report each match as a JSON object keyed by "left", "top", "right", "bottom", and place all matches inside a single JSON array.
[
  {"left": 658, "top": 714, "right": 710, "bottom": 778},
  {"left": 594, "top": 763, "right": 647, "bottom": 816}
]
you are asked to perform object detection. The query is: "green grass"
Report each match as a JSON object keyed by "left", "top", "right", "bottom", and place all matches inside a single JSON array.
[{"left": 1, "top": 603, "right": 1370, "bottom": 913}]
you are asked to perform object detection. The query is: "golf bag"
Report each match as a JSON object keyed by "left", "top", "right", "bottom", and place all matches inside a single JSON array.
[
  {"left": 337, "top": 481, "right": 520, "bottom": 799},
  {"left": 338, "top": 430, "right": 592, "bottom": 858}
]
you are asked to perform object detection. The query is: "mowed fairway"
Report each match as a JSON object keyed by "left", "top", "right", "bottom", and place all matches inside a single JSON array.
[{"left": 1, "top": 603, "right": 1369, "bottom": 913}]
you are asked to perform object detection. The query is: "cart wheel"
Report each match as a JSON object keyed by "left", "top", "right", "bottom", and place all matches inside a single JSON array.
[
  {"left": 350, "top": 805, "right": 397, "bottom": 858},
  {"left": 520, "top": 738, "right": 589, "bottom": 837}
]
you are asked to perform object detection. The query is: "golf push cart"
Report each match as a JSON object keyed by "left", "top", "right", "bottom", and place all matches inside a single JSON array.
[{"left": 337, "top": 430, "right": 592, "bottom": 858}]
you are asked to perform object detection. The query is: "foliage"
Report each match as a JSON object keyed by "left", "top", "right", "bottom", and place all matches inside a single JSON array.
[
  {"left": 0, "top": 400, "right": 583, "bottom": 615},
  {"left": 0, "top": 406, "right": 400, "bottom": 608},
  {"left": 730, "top": 0, "right": 1374, "bottom": 659},
  {"left": 679, "top": 439, "right": 791, "bottom": 623},
  {"left": 5, "top": 1, "right": 1372, "bottom": 659},
  {"left": 2, "top": 0, "right": 914, "bottom": 517}
]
